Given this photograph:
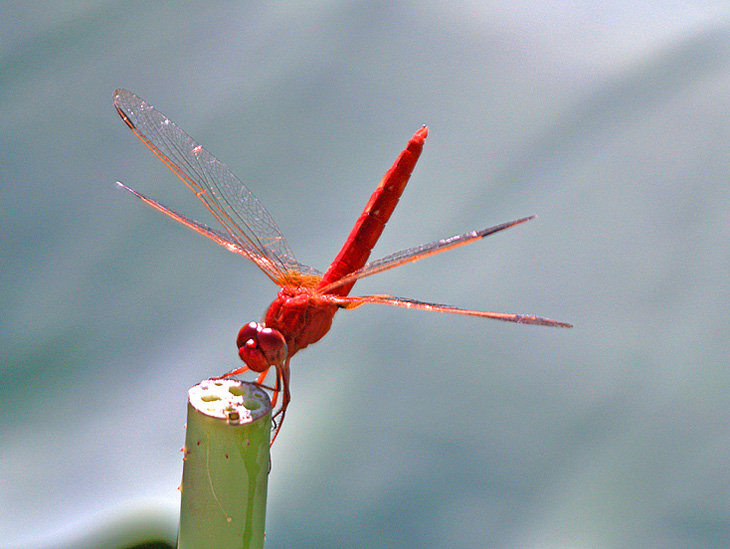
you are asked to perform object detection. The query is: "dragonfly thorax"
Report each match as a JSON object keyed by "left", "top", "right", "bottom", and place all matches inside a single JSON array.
[{"left": 263, "top": 286, "right": 339, "bottom": 358}]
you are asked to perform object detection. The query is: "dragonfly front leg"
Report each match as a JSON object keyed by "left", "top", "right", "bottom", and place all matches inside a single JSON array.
[{"left": 219, "top": 365, "right": 250, "bottom": 378}]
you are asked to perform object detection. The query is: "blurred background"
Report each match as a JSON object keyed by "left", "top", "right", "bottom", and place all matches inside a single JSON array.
[{"left": 2, "top": 1, "right": 730, "bottom": 547}]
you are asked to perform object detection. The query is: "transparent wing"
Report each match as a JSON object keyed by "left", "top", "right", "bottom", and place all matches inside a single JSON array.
[
  {"left": 317, "top": 216, "right": 534, "bottom": 294},
  {"left": 114, "top": 89, "right": 317, "bottom": 282},
  {"left": 116, "top": 182, "right": 275, "bottom": 264},
  {"left": 326, "top": 294, "right": 573, "bottom": 328}
]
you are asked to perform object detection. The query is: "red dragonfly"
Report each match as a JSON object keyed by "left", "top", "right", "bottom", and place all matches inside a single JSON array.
[{"left": 114, "top": 89, "right": 571, "bottom": 443}]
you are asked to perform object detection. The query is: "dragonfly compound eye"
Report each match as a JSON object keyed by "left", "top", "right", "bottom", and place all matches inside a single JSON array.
[
  {"left": 258, "top": 327, "right": 288, "bottom": 366},
  {"left": 237, "top": 322, "right": 288, "bottom": 371},
  {"left": 236, "top": 321, "right": 260, "bottom": 349}
]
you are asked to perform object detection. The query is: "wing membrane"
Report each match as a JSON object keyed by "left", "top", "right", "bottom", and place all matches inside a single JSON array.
[
  {"left": 114, "top": 89, "right": 317, "bottom": 281},
  {"left": 327, "top": 294, "right": 573, "bottom": 328},
  {"left": 318, "top": 216, "right": 534, "bottom": 294}
]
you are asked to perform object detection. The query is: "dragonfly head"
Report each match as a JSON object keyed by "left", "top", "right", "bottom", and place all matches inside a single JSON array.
[{"left": 237, "top": 321, "right": 288, "bottom": 371}]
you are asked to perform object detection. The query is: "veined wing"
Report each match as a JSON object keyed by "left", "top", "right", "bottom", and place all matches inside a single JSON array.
[
  {"left": 327, "top": 294, "right": 573, "bottom": 328},
  {"left": 116, "top": 182, "right": 266, "bottom": 260},
  {"left": 318, "top": 216, "right": 534, "bottom": 294},
  {"left": 114, "top": 89, "right": 317, "bottom": 282}
]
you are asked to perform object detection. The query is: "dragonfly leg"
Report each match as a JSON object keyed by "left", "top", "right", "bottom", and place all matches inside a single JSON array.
[
  {"left": 270, "top": 389, "right": 279, "bottom": 409},
  {"left": 270, "top": 359, "right": 291, "bottom": 445},
  {"left": 217, "top": 364, "right": 281, "bottom": 400},
  {"left": 218, "top": 364, "right": 250, "bottom": 378},
  {"left": 217, "top": 364, "right": 274, "bottom": 390},
  {"left": 256, "top": 369, "right": 270, "bottom": 384}
]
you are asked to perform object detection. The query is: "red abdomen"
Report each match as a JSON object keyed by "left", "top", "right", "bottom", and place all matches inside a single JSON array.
[{"left": 317, "top": 126, "right": 428, "bottom": 296}]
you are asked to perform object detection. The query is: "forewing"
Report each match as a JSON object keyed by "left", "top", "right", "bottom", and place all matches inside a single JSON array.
[{"left": 114, "top": 89, "right": 317, "bottom": 281}]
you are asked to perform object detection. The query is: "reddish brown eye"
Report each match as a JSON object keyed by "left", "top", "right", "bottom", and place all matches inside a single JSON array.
[
  {"left": 257, "top": 327, "right": 288, "bottom": 366},
  {"left": 236, "top": 322, "right": 288, "bottom": 372},
  {"left": 236, "top": 321, "right": 260, "bottom": 349}
]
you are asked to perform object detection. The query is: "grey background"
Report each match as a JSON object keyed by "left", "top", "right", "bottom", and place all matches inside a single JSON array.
[{"left": 2, "top": 2, "right": 730, "bottom": 547}]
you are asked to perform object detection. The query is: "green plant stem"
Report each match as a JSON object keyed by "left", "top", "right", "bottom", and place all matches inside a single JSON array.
[{"left": 178, "top": 379, "right": 271, "bottom": 549}]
